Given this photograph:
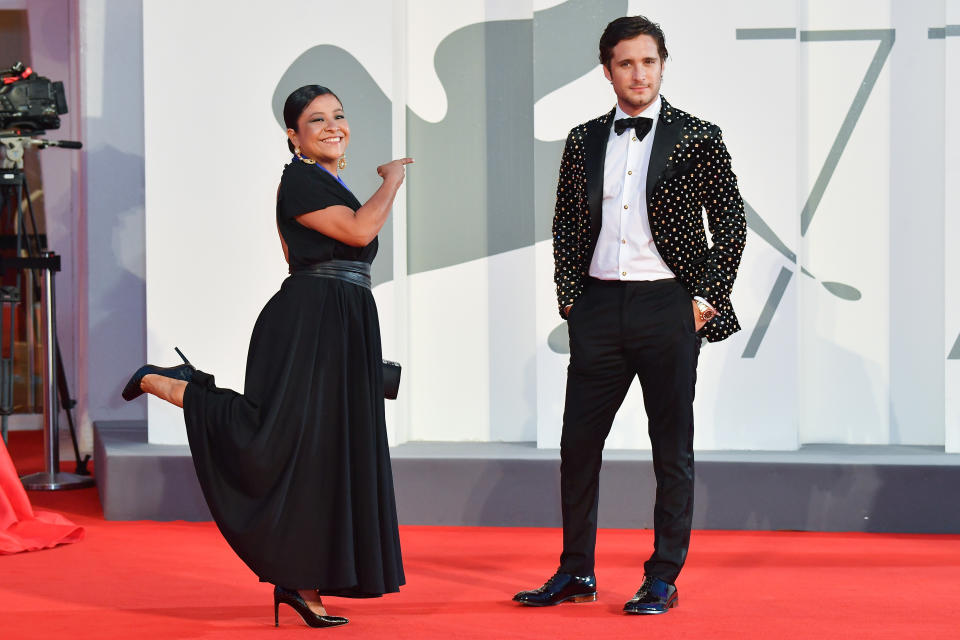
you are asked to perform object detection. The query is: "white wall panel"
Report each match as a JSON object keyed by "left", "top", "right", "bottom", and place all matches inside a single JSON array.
[
  {"left": 888, "top": 0, "right": 946, "bottom": 445},
  {"left": 80, "top": 0, "right": 150, "bottom": 440},
  {"left": 945, "top": 1, "right": 960, "bottom": 453},
  {"left": 408, "top": 248, "right": 537, "bottom": 442}
]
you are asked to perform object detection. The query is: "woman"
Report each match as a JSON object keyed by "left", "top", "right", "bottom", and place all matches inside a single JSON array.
[{"left": 122, "top": 85, "right": 411, "bottom": 628}]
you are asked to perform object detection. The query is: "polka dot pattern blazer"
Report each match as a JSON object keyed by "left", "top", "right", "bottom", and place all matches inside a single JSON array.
[{"left": 552, "top": 97, "right": 747, "bottom": 343}]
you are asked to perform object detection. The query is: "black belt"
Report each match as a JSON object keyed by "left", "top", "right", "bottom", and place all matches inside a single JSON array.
[{"left": 290, "top": 259, "right": 371, "bottom": 289}]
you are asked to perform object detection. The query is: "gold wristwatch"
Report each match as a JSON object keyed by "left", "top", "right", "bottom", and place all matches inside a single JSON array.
[{"left": 695, "top": 299, "right": 717, "bottom": 322}]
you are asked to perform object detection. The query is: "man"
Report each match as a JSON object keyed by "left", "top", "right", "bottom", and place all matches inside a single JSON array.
[{"left": 514, "top": 16, "right": 746, "bottom": 614}]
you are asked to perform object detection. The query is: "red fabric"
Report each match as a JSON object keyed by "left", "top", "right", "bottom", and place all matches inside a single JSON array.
[{"left": 0, "top": 437, "right": 83, "bottom": 554}]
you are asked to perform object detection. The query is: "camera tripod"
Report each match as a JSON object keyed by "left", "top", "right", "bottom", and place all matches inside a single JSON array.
[{"left": 0, "top": 132, "right": 91, "bottom": 488}]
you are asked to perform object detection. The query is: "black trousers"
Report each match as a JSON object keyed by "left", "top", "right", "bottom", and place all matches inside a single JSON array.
[{"left": 558, "top": 277, "right": 700, "bottom": 584}]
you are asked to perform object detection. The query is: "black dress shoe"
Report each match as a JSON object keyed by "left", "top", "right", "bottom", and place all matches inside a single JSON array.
[
  {"left": 623, "top": 576, "right": 677, "bottom": 614},
  {"left": 121, "top": 347, "right": 195, "bottom": 401},
  {"left": 513, "top": 572, "right": 597, "bottom": 606}
]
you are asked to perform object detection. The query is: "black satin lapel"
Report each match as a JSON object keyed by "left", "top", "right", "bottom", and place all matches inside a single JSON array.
[
  {"left": 586, "top": 111, "right": 613, "bottom": 242},
  {"left": 646, "top": 113, "right": 682, "bottom": 199}
]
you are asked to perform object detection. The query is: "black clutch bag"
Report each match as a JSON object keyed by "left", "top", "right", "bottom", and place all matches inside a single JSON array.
[{"left": 383, "top": 360, "right": 401, "bottom": 400}]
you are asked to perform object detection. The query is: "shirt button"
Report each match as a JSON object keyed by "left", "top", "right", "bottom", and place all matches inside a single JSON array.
[
  {"left": 632, "top": 136, "right": 637, "bottom": 141},
  {"left": 627, "top": 170, "right": 633, "bottom": 175},
  {"left": 623, "top": 204, "right": 629, "bottom": 209},
  {"left": 622, "top": 239, "right": 627, "bottom": 244},
  {"left": 622, "top": 271, "right": 627, "bottom": 276}
]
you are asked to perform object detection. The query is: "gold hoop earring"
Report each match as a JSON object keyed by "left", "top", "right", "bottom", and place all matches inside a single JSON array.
[
  {"left": 338, "top": 156, "right": 346, "bottom": 170},
  {"left": 294, "top": 146, "right": 315, "bottom": 165}
]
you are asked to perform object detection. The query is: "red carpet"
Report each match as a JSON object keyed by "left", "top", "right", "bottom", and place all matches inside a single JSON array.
[{"left": 3, "top": 432, "right": 959, "bottom": 639}]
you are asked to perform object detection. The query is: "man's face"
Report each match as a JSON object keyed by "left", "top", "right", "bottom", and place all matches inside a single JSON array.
[{"left": 603, "top": 34, "right": 664, "bottom": 115}]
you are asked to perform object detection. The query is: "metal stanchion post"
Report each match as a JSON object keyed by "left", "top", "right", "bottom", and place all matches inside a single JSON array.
[
  {"left": 26, "top": 267, "right": 35, "bottom": 410},
  {"left": 20, "top": 251, "right": 93, "bottom": 490}
]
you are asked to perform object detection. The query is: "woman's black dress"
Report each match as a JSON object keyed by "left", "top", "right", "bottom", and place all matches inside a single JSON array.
[{"left": 182, "top": 160, "right": 404, "bottom": 595}]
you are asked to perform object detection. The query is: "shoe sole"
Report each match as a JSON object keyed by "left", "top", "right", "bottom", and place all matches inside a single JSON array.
[
  {"left": 623, "top": 596, "right": 678, "bottom": 614},
  {"left": 515, "top": 593, "right": 597, "bottom": 607}
]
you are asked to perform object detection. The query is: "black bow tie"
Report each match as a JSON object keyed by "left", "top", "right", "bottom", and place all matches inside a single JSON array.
[{"left": 614, "top": 116, "right": 653, "bottom": 140}]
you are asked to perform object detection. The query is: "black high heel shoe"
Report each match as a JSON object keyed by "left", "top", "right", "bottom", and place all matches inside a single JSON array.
[
  {"left": 273, "top": 586, "right": 348, "bottom": 628},
  {"left": 121, "top": 347, "right": 196, "bottom": 401}
]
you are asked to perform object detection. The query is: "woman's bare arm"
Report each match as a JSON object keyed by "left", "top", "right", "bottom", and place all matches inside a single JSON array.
[{"left": 295, "top": 158, "right": 413, "bottom": 247}]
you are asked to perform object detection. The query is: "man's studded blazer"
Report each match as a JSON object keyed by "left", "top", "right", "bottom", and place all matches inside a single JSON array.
[{"left": 552, "top": 96, "right": 747, "bottom": 343}]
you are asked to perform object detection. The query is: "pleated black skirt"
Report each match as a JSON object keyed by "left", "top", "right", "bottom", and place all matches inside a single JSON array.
[{"left": 182, "top": 274, "right": 404, "bottom": 595}]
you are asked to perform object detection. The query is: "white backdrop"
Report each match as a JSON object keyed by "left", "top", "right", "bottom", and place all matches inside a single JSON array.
[
  {"left": 946, "top": 1, "right": 960, "bottom": 452},
  {"left": 142, "top": 0, "right": 955, "bottom": 452}
]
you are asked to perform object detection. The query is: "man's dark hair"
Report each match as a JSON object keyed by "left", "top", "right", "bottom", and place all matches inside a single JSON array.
[
  {"left": 283, "top": 85, "right": 342, "bottom": 153},
  {"left": 599, "top": 16, "right": 668, "bottom": 68}
]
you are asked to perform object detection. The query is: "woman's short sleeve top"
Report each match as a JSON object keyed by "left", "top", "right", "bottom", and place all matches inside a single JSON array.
[{"left": 276, "top": 161, "right": 377, "bottom": 267}]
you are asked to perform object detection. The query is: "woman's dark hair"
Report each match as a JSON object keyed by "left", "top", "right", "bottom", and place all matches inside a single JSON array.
[
  {"left": 598, "top": 16, "right": 668, "bottom": 68},
  {"left": 283, "top": 85, "right": 342, "bottom": 153}
]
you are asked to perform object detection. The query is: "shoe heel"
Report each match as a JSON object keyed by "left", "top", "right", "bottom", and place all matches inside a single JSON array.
[
  {"left": 274, "top": 586, "right": 282, "bottom": 626},
  {"left": 669, "top": 596, "right": 678, "bottom": 608},
  {"left": 571, "top": 593, "right": 597, "bottom": 603},
  {"left": 174, "top": 346, "right": 191, "bottom": 366}
]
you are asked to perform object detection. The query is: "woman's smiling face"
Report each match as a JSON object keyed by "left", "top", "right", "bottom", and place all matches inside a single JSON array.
[{"left": 287, "top": 93, "right": 350, "bottom": 171}]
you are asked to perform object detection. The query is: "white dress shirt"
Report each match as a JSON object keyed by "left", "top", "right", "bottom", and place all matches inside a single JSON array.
[{"left": 588, "top": 95, "right": 676, "bottom": 282}]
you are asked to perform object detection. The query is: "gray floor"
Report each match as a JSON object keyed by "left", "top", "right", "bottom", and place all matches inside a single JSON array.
[{"left": 94, "top": 421, "right": 960, "bottom": 533}]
